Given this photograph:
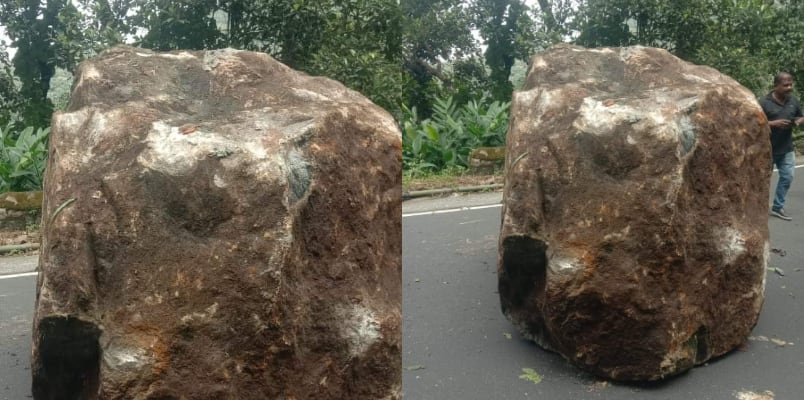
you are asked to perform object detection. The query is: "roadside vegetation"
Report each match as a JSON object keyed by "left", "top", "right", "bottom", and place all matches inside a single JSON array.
[
  {"left": 2, "top": 0, "right": 804, "bottom": 191},
  {"left": 0, "top": 125, "right": 48, "bottom": 192}
]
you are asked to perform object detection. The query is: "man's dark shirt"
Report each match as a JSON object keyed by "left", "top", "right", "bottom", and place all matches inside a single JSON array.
[{"left": 760, "top": 92, "right": 803, "bottom": 155}]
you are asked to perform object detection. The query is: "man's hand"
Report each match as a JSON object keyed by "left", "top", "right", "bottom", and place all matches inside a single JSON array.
[
  {"left": 770, "top": 119, "right": 794, "bottom": 128},
  {"left": 795, "top": 117, "right": 804, "bottom": 126}
]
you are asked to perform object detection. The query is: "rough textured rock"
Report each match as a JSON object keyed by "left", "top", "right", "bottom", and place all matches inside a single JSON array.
[
  {"left": 0, "top": 191, "right": 43, "bottom": 210},
  {"left": 498, "top": 45, "right": 770, "bottom": 381},
  {"left": 32, "top": 46, "right": 401, "bottom": 399},
  {"left": 468, "top": 146, "right": 505, "bottom": 173}
]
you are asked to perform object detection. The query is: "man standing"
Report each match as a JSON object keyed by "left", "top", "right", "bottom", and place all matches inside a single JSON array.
[{"left": 760, "top": 72, "right": 804, "bottom": 221}]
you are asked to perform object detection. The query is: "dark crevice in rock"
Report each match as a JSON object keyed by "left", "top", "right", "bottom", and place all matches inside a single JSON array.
[
  {"left": 693, "top": 325, "right": 710, "bottom": 363},
  {"left": 499, "top": 236, "right": 547, "bottom": 310},
  {"left": 32, "top": 316, "right": 101, "bottom": 400},
  {"left": 286, "top": 148, "right": 311, "bottom": 205}
]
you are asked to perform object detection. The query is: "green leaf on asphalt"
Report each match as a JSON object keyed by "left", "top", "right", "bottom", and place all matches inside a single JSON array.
[{"left": 519, "top": 368, "right": 542, "bottom": 384}]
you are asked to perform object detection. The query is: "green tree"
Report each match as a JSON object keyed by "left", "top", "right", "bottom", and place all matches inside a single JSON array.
[
  {"left": 129, "top": 0, "right": 404, "bottom": 112},
  {"left": 471, "top": 0, "right": 534, "bottom": 102},
  {"left": 133, "top": 0, "right": 222, "bottom": 51},
  {"left": 0, "top": 41, "right": 22, "bottom": 128},
  {"left": 573, "top": 0, "right": 801, "bottom": 95},
  {"left": 306, "top": 0, "right": 404, "bottom": 114},
  {"left": 401, "top": 0, "right": 478, "bottom": 116},
  {"left": 575, "top": 0, "right": 709, "bottom": 60}
]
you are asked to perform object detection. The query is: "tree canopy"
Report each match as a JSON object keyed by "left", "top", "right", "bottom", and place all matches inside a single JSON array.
[{"left": 1, "top": 0, "right": 803, "bottom": 128}]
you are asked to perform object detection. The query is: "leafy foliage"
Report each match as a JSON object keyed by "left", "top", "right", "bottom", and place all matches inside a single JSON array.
[
  {"left": 0, "top": 124, "right": 49, "bottom": 192},
  {"left": 471, "top": 0, "right": 534, "bottom": 102},
  {"left": 0, "top": 41, "right": 22, "bottom": 128},
  {"left": 573, "top": 0, "right": 802, "bottom": 95},
  {"left": 402, "top": 94, "right": 510, "bottom": 176}
]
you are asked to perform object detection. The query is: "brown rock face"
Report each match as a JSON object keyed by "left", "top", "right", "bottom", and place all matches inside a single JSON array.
[
  {"left": 33, "top": 46, "right": 401, "bottom": 399},
  {"left": 498, "top": 45, "right": 770, "bottom": 381}
]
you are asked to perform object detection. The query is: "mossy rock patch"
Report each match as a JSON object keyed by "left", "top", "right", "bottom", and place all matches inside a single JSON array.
[{"left": 1, "top": 191, "right": 43, "bottom": 211}]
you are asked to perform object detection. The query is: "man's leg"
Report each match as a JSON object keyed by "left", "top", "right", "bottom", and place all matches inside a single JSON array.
[{"left": 773, "top": 151, "right": 795, "bottom": 211}]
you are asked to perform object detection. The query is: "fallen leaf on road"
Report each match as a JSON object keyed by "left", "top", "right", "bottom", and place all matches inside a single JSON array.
[
  {"left": 734, "top": 390, "right": 774, "bottom": 400},
  {"left": 503, "top": 332, "right": 512, "bottom": 339},
  {"left": 770, "top": 248, "right": 786, "bottom": 257},
  {"left": 770, "top": 339, "right": 788, "bottom": 347},
  {"left": 404, "top": 365, "right": 425, "bottom": 371},
  {"left": 519, "top": 368, "right": 542, "bottom": 384},
  {"left": 748, "top": 336, "right": 794, "bottom": 347}
]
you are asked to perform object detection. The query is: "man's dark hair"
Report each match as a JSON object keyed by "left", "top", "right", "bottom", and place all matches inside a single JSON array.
[{"left": 774, "top": 72, "right": 794, "bottom": 86}]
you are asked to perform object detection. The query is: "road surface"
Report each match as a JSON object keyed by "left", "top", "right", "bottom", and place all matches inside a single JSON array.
[{"left": 402, "top": 177, "right": 804, "bottom": 399}]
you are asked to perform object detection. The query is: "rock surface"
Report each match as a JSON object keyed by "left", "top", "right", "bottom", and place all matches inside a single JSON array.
[
  {"left": 33, "top": 46, "right": 401, "bottom": 399},
  {"left": 498, "top": 45, "right": 770, "bottom": 381},
  {"left": 468, "top": 146, "right": 505, "bottom": 174}
]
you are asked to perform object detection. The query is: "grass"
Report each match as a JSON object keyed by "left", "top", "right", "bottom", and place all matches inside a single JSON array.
[{"left": 402, "top": 167, "right": 503, "bottom": 192}]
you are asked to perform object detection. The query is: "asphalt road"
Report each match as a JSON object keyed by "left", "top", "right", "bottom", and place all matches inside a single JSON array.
[
  {"left": 2, "top": 171, "right": 804, "bottom": 399},
  {"left": 402, "top": 175, "right": 804, "bottom": 399},
  {"left": 0, "top": 271, "right": 35, "bottom": 400}
]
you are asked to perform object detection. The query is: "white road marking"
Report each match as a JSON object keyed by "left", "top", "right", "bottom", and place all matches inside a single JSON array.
[
  {"left": 403, "top": 164, "right": 804, "bottom": 218},
  {"left": 403, "top": 203, "right": 501, "bottom": 218},
  {"left": 0, "top": 271, "right": 38, "bottom": 280}
]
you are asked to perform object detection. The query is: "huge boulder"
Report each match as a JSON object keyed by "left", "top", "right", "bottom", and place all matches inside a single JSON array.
[
  {"left": 32, "top": 46, "right": 401, "bottom": 399},
  {"left": 498, "top": 45, "right": 770, "bottom": 381}
]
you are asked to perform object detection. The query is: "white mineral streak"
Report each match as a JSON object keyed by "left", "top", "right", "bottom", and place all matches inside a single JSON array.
[
  {"left": 263, "top": 216, "right": 293, "bottom": 277},
  {"left": 549, "top": 255, "right": 581, "bottom": 273},
  {"left": 341, "top": 304, "right": 381, "bottom": 356},
  {"left": 575, "top": 98, "right": 641, "bottom": 135},
  {"left": 213, "top": 174, "right": 227, "bottom": 188},
  {"left": 180, "top": 302, "right": 219, "bottom": 324},
  {"left": 291, "top": 87, "right": 332, "bottom": 102},
  {"left": 719, "top": 227, "right": 746, "bottom": 265},
  {"left": 134, "top": 51, "right": 196, "bottom": 60},
  {"left": 144, "top": 293, "right": 163, "bottom": 305},
  {"left": 682, "top": 73, "right": 714, "bottom": 84},
  {"left": 603, "top": 226, "right": 631, "bottom": 242},
  {"left": 573, "top": 47, "right": 615, "bottom": 54},
  {"left": 72, "top": 65, "right": 102, "bottom": 91},
  {"left": 53, "top": 109, "right": 86, "bottom": 135},
  {"left": 103, "top": 344, "right": 150, "bottom": 369},
  {"left": 575, "top": 94, "right": 700, "bottom": 156},
  {"left": 528, "top": 57, "right": 549, "bottom": 77},
  {"left": 138, "top": 121, "right": 284, "bottom": 181},
  {"left": 51, "top": 111, "right": 89, "bottom": 173},
  {"left": 82, "top": 110, "right": 112, "bottom": 149},
  {"left": 513, "top": 88, "right": 540, "bottom": 106}
]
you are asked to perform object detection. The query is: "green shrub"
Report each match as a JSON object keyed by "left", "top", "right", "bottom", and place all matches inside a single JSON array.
[
  {"left": 402, "top": 94, "right": 509, "bottom": 176},
  {"left": 0, "top": 124, "right": 49, "bottom": 192}
]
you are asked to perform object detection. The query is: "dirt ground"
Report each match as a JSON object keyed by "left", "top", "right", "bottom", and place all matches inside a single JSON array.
[
  {"left": 0, "top": 225, "right": 40, "bottom": 257},
  {"left": 402, "top": 172, "right": 503, "bottom": 192}
]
